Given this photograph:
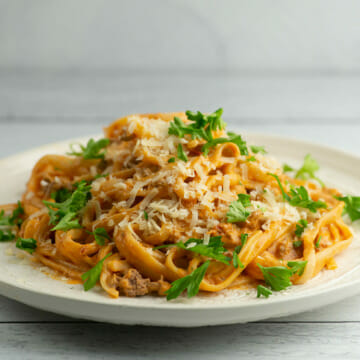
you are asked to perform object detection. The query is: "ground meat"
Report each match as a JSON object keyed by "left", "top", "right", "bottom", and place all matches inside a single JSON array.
[{"left": 119, "top": 269, "right": 151, "bottom": 297}]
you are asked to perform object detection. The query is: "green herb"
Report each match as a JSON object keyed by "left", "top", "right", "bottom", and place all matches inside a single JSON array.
[
  {"left": 226, "top": 194, "right": 252, "bottom": 223},
  {"left": 87, "top": 227, "right": 111, "bottom": 246},
  {"left": 247, "top": 156, "right": 256, "bottom": 162},
  {"left": 295, "top": 219, "right": 308, "bottom": 237},
  {"left": 93, "top": 173, "right": 109, "bottom": 180},
  {"left": 336, "top": 195, "right": 360, "bottom": 222},
  {"left": 257, "top": 284, "right": 272, "bottom": 298},
  {"left": 269, "top": 173, "right": 327, "bottom": 213},
  {"left": 168, "top": 157, "right": 176, "bottom": 163},
  {"left": 177, "top": 144, "right": 188, "bottom": 162},
  {"left": 81, "top": 253, "right": 112, "bottom": 291},
  {"left": 144, "top": 211, "right": 149, "bottom": 220},
  {"left": 257, "top": 260, "right": 307, "bottom": 291},
  {"left": 315, "top": 236, "right": 322, "bottom": 249},
  {"left": 232, "top": 245, "right": 244, "bottom": 269},
  {"left": 283, "top": 164, "right": 294, "bottom": 173},
  {"left": 287, "top": 260, "right": 307, "bottom": 276},
  {"left": 155, "top": 236, "right": 230, "bottom": 265},
  {"left": 293, "top": 240, "right": 303, "bottom": 248},
  {"left": 67, "top": 138, "right": 110, "bottom": 160},
  {"left": 250, "top": 145, "right": 267, "bottom": 154},
  {"left": 16, "top": 237, "right": 37, "bottom": 254},
  {"left": 165, "top": 260, "right": 210, "bottom": 300},
  {"left": 43, "top": 180, "right": 91, "bottom": 231},
  {"left": 0, "top": 230, "right": 15, "bottom": 242},
  {"left": 51, "top": 188, "right": 72, "bottom": 203},
  {"left": 0, "top": 201, "right": 24, "bottom": 227},
  {"left": 202, "top": 132, "right": 248, "bottom": 156},
  {"left": 295, "top": 154, "right": 324, "bottom": 187}
]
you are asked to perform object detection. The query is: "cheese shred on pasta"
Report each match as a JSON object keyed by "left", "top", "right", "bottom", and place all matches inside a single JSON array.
[{"left": 2, "top": 112, "right": 353, "bottom": 299}]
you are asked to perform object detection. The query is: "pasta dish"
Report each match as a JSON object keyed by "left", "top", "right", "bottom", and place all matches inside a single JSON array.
[{"left": 1, "top": 109, "right": 357, "bottom": 300}]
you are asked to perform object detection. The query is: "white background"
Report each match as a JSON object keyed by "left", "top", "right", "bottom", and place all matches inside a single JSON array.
[{"left": 0, "top": 1, "right": 360, "bottom": 359}]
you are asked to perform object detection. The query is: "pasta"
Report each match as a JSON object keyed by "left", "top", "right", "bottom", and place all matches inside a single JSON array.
[{"left": 1, "top": 110, "right": 354, "bottom": 300}]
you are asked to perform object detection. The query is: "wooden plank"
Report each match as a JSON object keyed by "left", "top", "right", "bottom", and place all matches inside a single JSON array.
[
  {"left": 0, "top": 322, "right": 357, "bottom": 359},
  {"left": 2, "top": 1, "right": 360, "bottom": 72},
  {"left": 0, "top": 72, "right": 360, "bottom": 122}
]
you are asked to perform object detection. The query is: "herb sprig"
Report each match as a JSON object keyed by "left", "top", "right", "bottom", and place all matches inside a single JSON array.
[
  {"left": 67, "top": 138, "right": 110, "bottom": 160},
  {"left": 82, "top": 253, "right": 112, "bottom": 291},
  {"left": 226, "top": 194, "right": 252, "bottom": 223},
  {"left": 336, "top": 195, "right": 360, "bottom": 222}
]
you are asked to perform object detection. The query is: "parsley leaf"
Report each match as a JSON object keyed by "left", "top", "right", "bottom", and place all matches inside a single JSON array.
[
  {"left": 293, "top": 240, "right": 303, "bottom": 248},
  {"left": 202, "top": 132, "right": 248, "bottom": 156},
  {"left": 155, "top": 236, "right": 231, "bottom": 265},
  {"left": 295, "top": 219, "right": 308, "bottom": 237},
  {"left": 269, "top": 173, "right": 327, "bottom": 213},
  {"left": 144, "top": 211, "right": 149, "bottom": 220},
  {"left": 295, "top": 154, "right": 324, "bottom": 187},
  {"left": 168, "top": 157, "right": 176, "bottom": 163},
  {"left": 315, "top": 236, "right": 321, "bottom": 248},
  {"left": 232, "top": 245, "right": 244, "bottom": 269},
  {"left": 283, "top": 164, "right": 294, "bottom": 173},
  {"left": 51, "top": 188, "right": 72, "bottom": 203},
  {"left": 165, "top": 260, "right": 210, "bottom": 300},
  {"left": 16, "top": 237, "right": 37, "bottom": 254},
  {"left": 257, "top": 285, "right": 272, "bottom": 298},
  {"left": 177, "top": 144, "right": 188, "bottom": 162},
  {"left": 0, "top": 201, "right": 24, "bottom": 227},
  {"left": 336, "top": 195, "right": 360, "bottom": 222},
  {"left": 226, "top": 194, "right": 252, "bottom": 223},
  {"left": 257, "top": 260, "right": 307, "bottom": 292},
  {"left": 0, "top": 230, "right": 15, "bottom": 242},
  {"left": 250, "top": 145, "right": 267, "bottom": 154},
  {"left": 43, "top": 180, "right": 91, "bottom": 231},
  {"left": 67, "top": 138, "right": 110, "bottom": 160},
  {"left": 81, "top": 253, "right": 112, "bottom": 291},
  {"left": 247, "top": 156, "right": 256, "bottom": 162},
  {"left": 87, "top": 227, "right": 111, "bottom": 246}
]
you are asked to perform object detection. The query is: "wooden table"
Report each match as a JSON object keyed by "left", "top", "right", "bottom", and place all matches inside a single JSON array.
[{"left": 0, "top": 71, "right": 359, "bottom": 359}]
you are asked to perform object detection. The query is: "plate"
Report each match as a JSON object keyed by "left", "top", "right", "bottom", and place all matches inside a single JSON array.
[{"left": 0, "top": 132, "right": 359, "bottom": 327}]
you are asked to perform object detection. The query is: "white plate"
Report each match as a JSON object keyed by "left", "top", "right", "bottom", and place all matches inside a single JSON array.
[{"left": 0, "top": 132, "right": 359, "bottom": 327}]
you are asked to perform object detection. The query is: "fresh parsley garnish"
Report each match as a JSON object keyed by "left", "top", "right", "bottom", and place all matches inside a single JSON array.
[
  {"left": 51, "top": 188, "right": 72, "bottom": 203},
  {"left": 168, "top": 109, "right": 249, "bottom": 156},
  {"left": 226, "top": 194, "right": 252, "bottom": 223},
  {"left": 257, "top": 260, "right": 307, "bottom": 292},
  {"left": 144, "top": 211, "right": 149, "bottom": 220},
  {"left": 257, "top": 284, "right": 272, "bottom": 298},
  {"left": 295, "top": 219, "right": 308, "bottom": 237},
  {"left": 295, "top": 154, "right": 324, "bottom": 187},
  {"left": 87, "top": 227, "right": 111, "bottom": 246},
  {"left": 0, "top": 230, "right": 15, "bottom": 242},
  {"left": 336, "top": 195, "right": 360, "bottom": 222},
  {"left": 168, "top": 157, "right": 176, "bottom": 163},
  {"left": 67, "top": 138, "right": 110, "bottom": 160},
  {"left": 315, "top": 236, "right": 321, "bottom": 249},
  {"left": 247, "top": 156, "right": 256, "bottom": 162},
  {"left": 155, "top": 236, "right": 230, "bottom": 265},
  {"left": 250, "top": 145, "right": 267, "bottom": 154},
  {"left": 165, "top": 260, "right": 210, "bottom": 300},
  {"left": 43, "top": 180, "right": 91, "bottom": 231},
  {"left": 283, "top": 164, "right": 294, "bottom": 173},
  {"left": 269, "top": 173, "right": 327, "bottom": 213},
  {"left": 16, "top": 237, "right": 37, "bottom": 254},
  {"left": 177, "top": 144, "right": 188, "bottom": 162},
  {"left": 81, "top": 253, "right": 112, "bottom": 291},
  {"left": 0, "top": 201, "right": 24, "bottom": 227}
]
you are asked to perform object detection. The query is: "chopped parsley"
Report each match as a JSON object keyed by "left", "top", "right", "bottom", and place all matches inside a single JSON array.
[
  {"left": 165, "top": 260, "right": 210, "bottom": 300},
  {"left": 0, "top": 201, "right": 24, "bottom": 227},
  {"left": 295, "top": 154, "right": 324, "bottom": 187},
  {"left": 247, "top": 156, "right": 256, "bottom": 162},
  {"left": 177, "top": 144, "right": 188, "bottom": 162},
  {"left": 257, "top": 284, "right": 272, "bottom": 298},
  {"left": 168, "top": 157, "right": 176, "bottom": 163},
  {"left": 155, "top": 236, "right": 230, "bottom": 265},
  {"left": 315, "top": 236, "right": 322, "bottom": 249},
  {"left": 87, "top": 227, "right": 111, "bottom": 246},
  {"left": 336, "top": 195, "right": 360, "bottom": 222},
  {"left": 269, "top": 173, "right": 327, "bottom": 213},
  {"left": 81, "top": 253, "right": 112, "bottom": 291},
  {"left": 294, "top": 219, "right": 308, "bottom": 237},
  {"left": 232, "top": 245, "right": 244, "bottom": 269},
  {"left": 250, "top": 145, "right": 267, "bottom": 154},
  {"left": 168, "top": 109, "right": 249, "bottom": 156},
  {"left": 226, "top": 194, "right": 252, "bottom": 223},
  {"left": 283, "top": 164, "right": 294, "bottom": 173},
  {"left": 51, "top": 188, "right": 72, "bottom": 203},
  {"left": 144, "top": 211, "right": 149, "bottom": 220},
  {"left": 67, "top": 138, "right": 110, "bottom": 160},
  {"left": 16, "top": 237, "right": 37, "bottom": 254},
  {"left": 0, "top": 230, "right": 16, "bottom": 242},
  {"left": 43, "top": 180, "right": 91, "bottom": 231},
  {"left": 257, "top": 260, "right": 307, "bottom": 292}
]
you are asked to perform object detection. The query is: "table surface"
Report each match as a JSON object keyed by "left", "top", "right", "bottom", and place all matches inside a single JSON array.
[{"left": 0, "top": 71, "right": 360, "bottom": 359}]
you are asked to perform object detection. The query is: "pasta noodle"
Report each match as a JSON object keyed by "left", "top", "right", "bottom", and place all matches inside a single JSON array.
[{"left": 1, "top": 111, "right": 353, "bottom": 299}]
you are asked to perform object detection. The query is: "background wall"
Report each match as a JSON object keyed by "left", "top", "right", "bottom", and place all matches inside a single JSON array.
[{"left": 0, "top": 0, "right": 359, "bottom": 152}]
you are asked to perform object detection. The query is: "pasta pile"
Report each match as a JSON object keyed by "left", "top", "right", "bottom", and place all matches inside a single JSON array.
[{"left": 2, "top": 110, "right": 354, "bottom": 299}]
